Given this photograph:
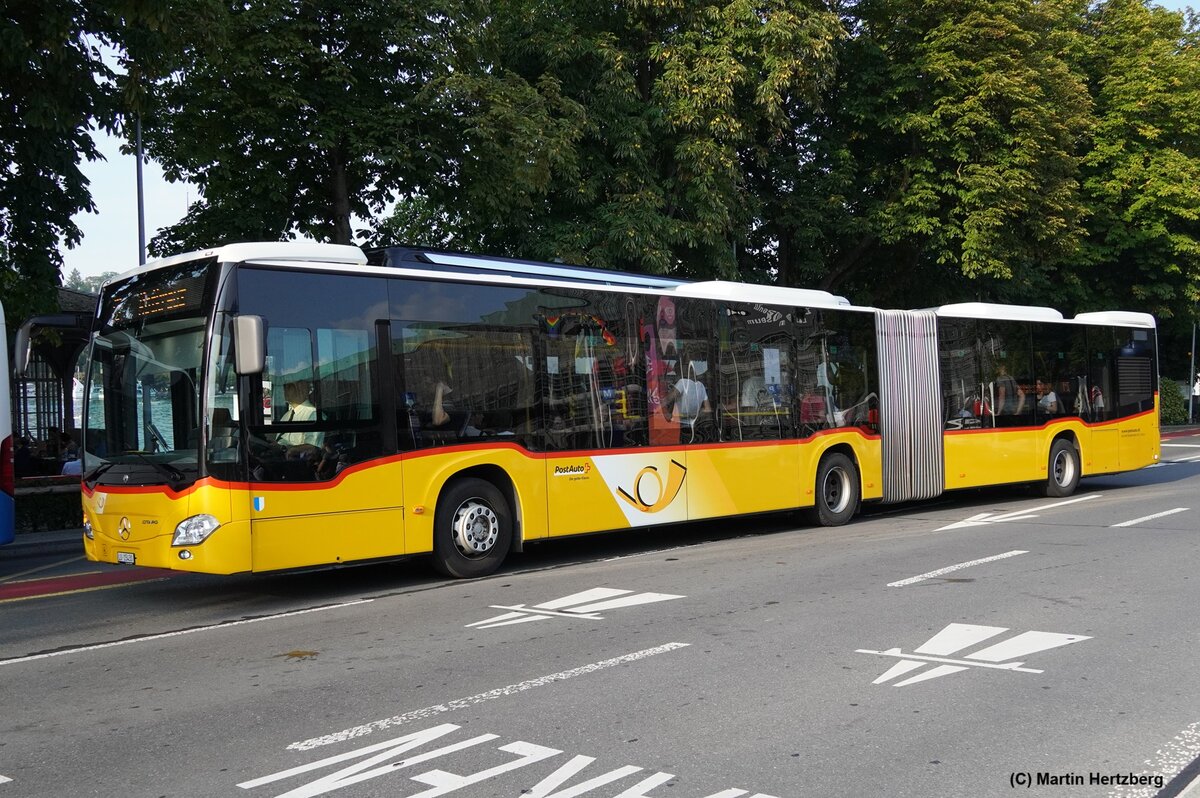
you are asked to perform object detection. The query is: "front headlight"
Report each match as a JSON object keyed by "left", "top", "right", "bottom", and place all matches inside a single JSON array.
[
  {"left": 83, "top": 517, "right": 93, "bottom": 540},
  {"left": 172, "top": 514, "right": 220, "bottom": 547}
]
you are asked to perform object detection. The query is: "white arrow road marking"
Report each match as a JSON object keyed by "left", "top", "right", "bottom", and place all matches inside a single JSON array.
[
  {"left": 466, "top": 588, "right": 685, "bottom": 629},
  {"left": 936, "top": 493, "right": 1101, "bottom": 531},
  {"left": 888, "top": 550, "right": 1028, "bottom": 587},
  {"left": 0, "top": 775, "right": 11, "bottom": 785},
  {"left": 859, "top": 623, "right": 1091, "bottom": 687},
  {"left": 1110, "top": 508, "right": 1190, "bottom": 528},
  {"left": 913, "top": 623, "right": 1008, "bottom": 655},
  {"left": 963, "top": 631, "right": 1090, "bottom": 662}
]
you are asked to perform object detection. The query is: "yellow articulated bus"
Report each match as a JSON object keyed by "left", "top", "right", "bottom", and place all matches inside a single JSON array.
[{"left": 78, "top": 243, "right": 1159, "bottom": 577}]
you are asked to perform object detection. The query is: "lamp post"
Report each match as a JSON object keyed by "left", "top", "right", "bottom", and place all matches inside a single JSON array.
[
  {"left": 1190, "top": 322, "right": 1196, "bottom": 424},
  {"left": 136, "top": 114, "right": 146, "bottom": 266}
]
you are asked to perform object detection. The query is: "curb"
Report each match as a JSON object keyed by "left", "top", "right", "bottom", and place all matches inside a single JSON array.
[{"left": 2, "top": 530, "right": 84, "bottom": 558}]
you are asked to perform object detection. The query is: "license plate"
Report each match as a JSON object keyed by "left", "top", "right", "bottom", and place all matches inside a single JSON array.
[{"left": 116, "top": 552, "right": 136, "bottom": 565}]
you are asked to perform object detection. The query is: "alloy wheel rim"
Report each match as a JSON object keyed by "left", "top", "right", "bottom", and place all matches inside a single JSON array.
[{"left": 451, "top": 500, "right": 499, "bottom": 558}]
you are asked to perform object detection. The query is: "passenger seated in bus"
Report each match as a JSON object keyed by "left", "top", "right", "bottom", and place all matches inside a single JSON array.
[
  {"left": 429, "top": 380, "right": 452, "bottom": 427},
  {"left": 991, "top": 363, "right": 1024, "bottom": 416},
  {"left": 740, "top": 375, "right": 767, "bottom": 408},
  {"left": 663, "top": 351, "right": 711, "bottom": 431},
  {"left": 1035, "top": 379, "right": 1059, "bottom": 415},
  {"left": 800, "top": 386, "right": 833, "bottom": 427}
]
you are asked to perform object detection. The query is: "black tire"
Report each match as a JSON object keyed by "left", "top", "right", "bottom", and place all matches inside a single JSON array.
[
  {"left": 432, "top": 478, "right": 513, "bottom": 578},
  {"left": 1042, "top": 439, "right": 1080, "bottom": 497},
  {"left": 807, "top": 452, "right": 860, "bottom": 526}
]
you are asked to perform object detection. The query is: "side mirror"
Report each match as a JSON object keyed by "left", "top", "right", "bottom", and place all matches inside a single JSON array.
[
  {"left": 233, "top": 315, "right": 264, "bottom": 375},
  {"left": 13, "top": 325, "right": 32, "bottom": 377}
]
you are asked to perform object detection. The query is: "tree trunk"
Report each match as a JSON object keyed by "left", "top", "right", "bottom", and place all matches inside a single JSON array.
[{"left": 329, "top": 148, "right": 353, "bottom": 245}]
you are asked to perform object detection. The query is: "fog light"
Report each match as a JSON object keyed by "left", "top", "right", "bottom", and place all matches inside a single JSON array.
[
  {"left": 172, "top": 514, "right": 220, "bottom": 546},
  {"left": 178, "top": 550, "right": 193, "bottom": 560}
]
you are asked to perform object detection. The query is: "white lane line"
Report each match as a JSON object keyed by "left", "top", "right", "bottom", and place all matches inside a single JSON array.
[
  {"left": 1172, "top": 453, "right": 1200, "bottom": 463},
  {"left": 0, "top": 600, "right": 373, "bottom": 667},
  {"left": 1162, "top": 443, "right": 1200, "bottom": 448},
  {"left": 1109, "top": 507, "right": 1189, "bottom": 528},
  {"left": 888, "top": 550, "right": 1029, "bottom": 587},
  {"left": 1109, "top": 721, "right": 1200, "bottom": 798},
  {"left": 286, "top": 642, "right": 692, "bottom": 752}
]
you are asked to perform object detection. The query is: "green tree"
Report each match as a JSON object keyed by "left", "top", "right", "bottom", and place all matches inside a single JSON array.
[
  {"left": 138, "top": 0, "right": 459, "bottom": 255},
  {"left": 422, "top": 0, "right": 843, "bottom": 277},
  {"left": 765, "top": 0, "right": 1094, "bottom": 307},
  {"left": 1077, "top": 0, "right": 1200, "bottom": 326},
  {"left": 0, "top": 1, "right": 116, "bottom": 325}
]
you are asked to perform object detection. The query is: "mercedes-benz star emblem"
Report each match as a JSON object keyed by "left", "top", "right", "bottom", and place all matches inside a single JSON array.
[{"left": 118, "top": 517, "right": 131, "bottom": 541}]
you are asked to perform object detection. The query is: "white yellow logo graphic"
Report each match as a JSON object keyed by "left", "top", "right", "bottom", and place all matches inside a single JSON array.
[
  {"left": 616, "top": 459, "right": 687, "bottom": 514},
  {"left": 590, "top": 454, "right": 689, "bottom": 526}
]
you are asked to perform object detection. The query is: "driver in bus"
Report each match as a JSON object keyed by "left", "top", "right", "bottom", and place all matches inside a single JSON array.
[{"left": 277, "top": 379, "right": 323, "bottom": 460}]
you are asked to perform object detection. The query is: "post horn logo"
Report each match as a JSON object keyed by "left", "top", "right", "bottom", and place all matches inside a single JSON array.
[
  {"left": 616, "top": 459, "right": 687, "bottom": 513},
  {"left": 118, "top": 516, "right": 131, "bottom": 540}
]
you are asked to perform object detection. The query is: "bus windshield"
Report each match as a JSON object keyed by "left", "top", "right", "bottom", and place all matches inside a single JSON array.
[{"left": 83, "top": 259, "right": 219, "bottom": 487}]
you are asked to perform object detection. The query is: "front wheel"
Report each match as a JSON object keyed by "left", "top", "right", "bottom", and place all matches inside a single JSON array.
[
  {"left": 807, "top": 452, "right": 860, "bottom": 526},
  {"left": 432, "top": 478, "right": 513, "bottom": 578},
  {"left": 1042, "top": 439, "right": 1080, "bottom": 497}
]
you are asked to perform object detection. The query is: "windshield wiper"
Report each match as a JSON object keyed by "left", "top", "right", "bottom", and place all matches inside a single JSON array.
[
  {"left": 83, "top": 461, "right": 116, "bottom": 483},
  {"left": 123, "top": 451, "right": 188, "bottom": 486}
]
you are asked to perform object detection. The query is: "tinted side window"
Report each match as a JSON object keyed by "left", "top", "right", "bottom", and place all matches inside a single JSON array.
[
  {"left": 238, "top": 269, "right": 387, "bottom": 482},
  {"left": 1033, "top": 323, "right": 1087, "bottom": 421},
  {"left": 716, "top": 302, "right": 794, "bottom": 441},
  {"left": 540, "top": 288, "right": 647, "bottom": 450},
  {"left": 979, "top": 322, "right": 1033, "bottom": 427},
  {"left": 1111, "top": 326, "right": 1156, "bottom": 417},
  {"left": 796, "top": 308, "right": 877, "bottom": 435},
  {"left": 1086, "top": 327, "right": 1117, "bottom": 422},
  {"left": 938, "top": 318, "right": 980, "bottom": 429},
  {"left": 390, "top": 279, "right": 540, "bottom": 450}
]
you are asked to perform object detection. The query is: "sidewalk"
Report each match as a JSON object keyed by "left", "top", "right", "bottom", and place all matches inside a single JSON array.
[{"left": 1, "top": 528, "right": 84, "bottom": 558}]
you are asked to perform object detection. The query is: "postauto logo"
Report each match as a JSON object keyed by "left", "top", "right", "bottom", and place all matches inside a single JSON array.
[
  {"left": 616, "top": 459, "right": 687, "bottom": 514},
  {"left": 553, "top": 463, "right": 591, "bottom": 477}
]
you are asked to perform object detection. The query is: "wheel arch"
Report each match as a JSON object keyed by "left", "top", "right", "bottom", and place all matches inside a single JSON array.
[{"left": 439, "top": 464, "right": 523, "bottom": 553}]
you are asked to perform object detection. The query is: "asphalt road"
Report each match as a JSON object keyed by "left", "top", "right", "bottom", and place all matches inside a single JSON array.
[{"left": 1, "top": 436, "right": 1198, "bottom": 798}]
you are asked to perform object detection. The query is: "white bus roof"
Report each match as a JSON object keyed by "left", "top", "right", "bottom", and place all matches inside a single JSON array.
[
  {"left": 674, "top": 280, "right": 852, "bottom": 308},
  {"left": 1073, "top": 310, "right": 1157, "bottom": 328},
  {"left": 933, "top": 302, "right": 1156, "bottom": 328},
  {"left": 933, "top": 302, "right": 1064, "bottom": 323},
  {"left": 109, "top": 241, "right": 367, "bottom": 284}
]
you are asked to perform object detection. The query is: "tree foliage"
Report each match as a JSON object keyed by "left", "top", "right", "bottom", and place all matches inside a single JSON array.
[
  {"left": 1078, "top": 0, "right": 1200, "bottom": 324},
  {"left": 768, "top": 0, "right": 1096, "bottom": 309},
  {"left": 0, "top": 0, "right": 115, "bottom": 325},
  {"left": 418, "top": 0, "right": 844, "bottom": 277},
  {"left": 137, "top": 0, "right": 460, "bottom": 255},
  {"left": 9, "top": 0, "right": 1198, "bottom": 360}
]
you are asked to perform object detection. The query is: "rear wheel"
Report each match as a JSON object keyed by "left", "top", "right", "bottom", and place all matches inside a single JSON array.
[
  {"left": 432, "top": 478, "right": 512, "bottom": 578},
  {"left": 807, "top": 452, "right": 860, "bottom": 526},
  {"left": 1042, "top": 439, "right": 1080, "bottom": 497}
]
